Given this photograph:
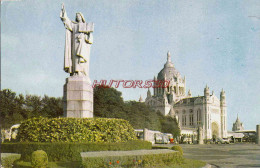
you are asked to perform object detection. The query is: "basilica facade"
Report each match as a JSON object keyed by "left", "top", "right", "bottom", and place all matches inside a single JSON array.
[{"left": 145, "top": 52, "right": 228, "bottom": 140}]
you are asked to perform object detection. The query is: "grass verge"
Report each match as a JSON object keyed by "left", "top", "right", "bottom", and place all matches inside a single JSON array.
[{"left": 165, "top": 158, "right": 207, "bottom": 168}]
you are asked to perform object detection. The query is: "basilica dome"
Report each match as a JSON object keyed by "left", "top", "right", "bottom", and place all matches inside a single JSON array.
[{"left": 157, "top": 51, "right": 180, "bottom": 81}]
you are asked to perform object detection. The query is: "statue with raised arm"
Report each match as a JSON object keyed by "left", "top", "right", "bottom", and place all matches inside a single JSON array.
[
  {"left": 61, "top": 4, "right": 94, "bottom": 118},
  {"left": 60, "top": 3, "right": 94, "bottom": 77}
]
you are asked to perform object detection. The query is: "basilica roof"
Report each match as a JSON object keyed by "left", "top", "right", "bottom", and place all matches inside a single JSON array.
[
  {"left": 175, "top": 96, "right": 204, "bottom": 105},
  {"left": 157, "top": 52, "right": 181, "bottom": 80}
]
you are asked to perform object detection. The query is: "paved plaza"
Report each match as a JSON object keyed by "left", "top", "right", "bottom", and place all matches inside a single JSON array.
[{"left": 157, "top": 143, "right": 260, "bottom": 168}]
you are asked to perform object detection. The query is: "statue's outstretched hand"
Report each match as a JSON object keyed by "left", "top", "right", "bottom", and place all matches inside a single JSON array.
[{"left": 61, "top": 3, "right": 65, "bottom": 16}]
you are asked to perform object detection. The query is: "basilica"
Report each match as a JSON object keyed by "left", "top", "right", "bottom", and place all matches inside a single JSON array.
[{"left": 145, "top": 52, "right": 228, "bottom": 140}]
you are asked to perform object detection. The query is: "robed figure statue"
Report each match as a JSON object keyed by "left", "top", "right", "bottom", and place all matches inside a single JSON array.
[{"left": 60, "top": 4, "right": 94, "bottom": 77}]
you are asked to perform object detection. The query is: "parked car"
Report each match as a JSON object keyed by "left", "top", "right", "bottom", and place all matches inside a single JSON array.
[
  {"left": 216, "top": 138, "right": 230, "bottom": 144},
  {"left": 206, "top": 139, "right": 215, "bottom": 144},
  {"left": 10, "top": 124, "right": 20, "bottom": 140},
  {"left": 222, "top": 138, "right": 230, "bottom": 144},
  {"left": 1, "top": 124, "right": 20, "bottom": 142},
  {"left": 155, "top": 133, "right": 169, "bottom": 144},
  {"left": 182, "top": 137, "right": 192, "bottom": 144},
  {"left": 205, "top": 138, "right": 229, "bottom": 144}
]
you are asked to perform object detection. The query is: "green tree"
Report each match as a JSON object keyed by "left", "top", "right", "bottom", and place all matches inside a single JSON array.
[
  {"left": 124, "top": 101, "right": 161, "bottom": 131},
  {"left": 93, "top": 86, "right": 180, "bottom": 136},
  {"left": 94, "top": 86, "right": 125, "bottom": 118},
  {"left": 0, "top": 89, "right": 25, "bottom": 128},
  {"left": 0, "top": 89, "right": 63, "bottom": 128},
  {"left": 158, "top": 112, "right": 180, "bottom": 138},
  {"left": 25, "top": 94, "right": 42, "bottom": 118},
  {"left": 41, "top": 95, "right": 63, "bottom": 118}
]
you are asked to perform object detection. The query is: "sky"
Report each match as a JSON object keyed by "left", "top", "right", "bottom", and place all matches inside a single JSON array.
[{"left": 1, "top": 0, "right": 260, "bottom": 130}]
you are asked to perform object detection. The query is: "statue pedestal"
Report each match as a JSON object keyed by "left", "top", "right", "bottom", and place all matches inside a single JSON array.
[{"left": 63, "top": 76, "right": 93, "bottom": 118}]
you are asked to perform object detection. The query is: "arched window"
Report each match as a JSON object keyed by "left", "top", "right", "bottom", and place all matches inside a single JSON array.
[
  {"left": 182, "top": 115, "right": 186, "bottom": 126},
  {"left": 189, "top": 109, "right": 194, "bottom": 126},
  {"left": 197, "top": 109, "right": 201, "bottom": 125}
]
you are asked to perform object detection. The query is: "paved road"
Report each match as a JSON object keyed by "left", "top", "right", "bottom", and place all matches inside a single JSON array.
[{"left": 156, "top": 143, "right": 260, "bottom": 168}]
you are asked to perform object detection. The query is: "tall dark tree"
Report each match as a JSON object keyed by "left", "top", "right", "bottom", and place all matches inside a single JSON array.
[
  {"left": 0, "top": 89, "right": 63, "bottom": 128},
  {"left": 93, "top": 86, "right": 180, "bottom": 136},
  {"left": 0, "top": 89, "right": 25, "bottom": 128},
  {"left": 25, "top": 94, "right": 42, "bottom": 118},
  {"left": 41, "top": 95, "right": 63, "bottom": 117},
  {"left": 124, "top": 101, "right": 161, "bottom": 131},
  {"left": 158, "top": 112, "right": 180, "bottom": 138},
  {"left": 94, "top": 86, "right": 125, "bottom": 118}
]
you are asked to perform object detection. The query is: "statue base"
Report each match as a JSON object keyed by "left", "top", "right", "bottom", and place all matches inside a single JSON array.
[{"left": 63, "top": 75, "right": 93, "bottom": 118}]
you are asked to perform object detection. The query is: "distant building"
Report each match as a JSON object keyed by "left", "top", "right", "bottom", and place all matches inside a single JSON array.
[
  {"left": 232, "top": 115, "right": 244, "bottom": 131},
  {"left": 145, "top": 52, "right": 228, "bottom": 139}
]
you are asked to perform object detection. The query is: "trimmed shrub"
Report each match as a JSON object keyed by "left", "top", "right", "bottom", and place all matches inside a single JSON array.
[
  {"left": 1, "top": 153, "right": 21, "bottom": 168},
  {"left": 1, "top": 140, "right": 152, "bottom": 162},
  {"left": 17, "top": 117, "right": 137, "bottom": 142},
  {"left": 171, "top": 145, "right": 183, "bottom": 156},
  {"left": 81, "top": 149, "right": 183, "bottom": 168},
  {"left": 31, "top": 150, "right": 48, "bottom": 168}
]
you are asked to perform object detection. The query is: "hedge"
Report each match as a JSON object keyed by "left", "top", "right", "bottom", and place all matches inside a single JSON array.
[
  {"left": 171, "top": 145, "right": 183, "bottom": 156},
  {"left": 81, "top": 149, "right": 183, "bottom": 168},
  {"left": 152, "top": 146, "right": 170, "bottom": 149},
  {"left": 17, "top": 117, "right": 137, "bottom": 143},
  {"left": 1, "top": 153, "right": 21, "bottom": 168},
  {"left": 152, "top": 146, "right": 183, "bottom": 156},
  {"left": 1, "top": 140, "right": 152, "bottom": 162}
]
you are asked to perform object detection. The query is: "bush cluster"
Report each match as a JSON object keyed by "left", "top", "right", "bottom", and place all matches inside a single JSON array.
[
  {"left": 31, "top": 150, "right": 48, "bottom": 168},
  {"left": 171, "top": 145, "right": 183, "bottom": 156},
  {"left": 1, "top": 140, "right": 152, "bottom": 162},
  {"left": 81, "top": 150, "right": 183, "bottom": 168},
  {"left": 17, "top": 117, "right": 136, "bottom": 143},
  {"left": 1, "top": 153, "right": 21, "bottom": 168}
]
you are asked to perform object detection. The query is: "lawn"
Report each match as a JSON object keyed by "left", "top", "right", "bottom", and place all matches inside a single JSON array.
[{"left": 166, "top": 158, "right": 207, "bottom": 168}]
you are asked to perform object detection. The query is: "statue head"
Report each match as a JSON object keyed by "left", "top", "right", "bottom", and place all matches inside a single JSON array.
[{"left": 75, "top": 12, "right": 85, "bottom": 23}]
